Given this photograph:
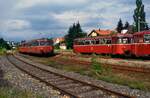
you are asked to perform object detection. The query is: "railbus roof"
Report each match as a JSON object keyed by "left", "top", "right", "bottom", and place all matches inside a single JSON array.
[
  {"left": 112, "top": 33, "right": 133, "bottom": 38},
  {"left": 74, "top": 36, "right": 112, "bottom": 41},
  {"left": 133, "top": 30, "right": 150, "bottom": 36}
]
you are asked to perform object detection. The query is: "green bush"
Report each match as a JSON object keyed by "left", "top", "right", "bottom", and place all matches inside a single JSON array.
[
  {"left": 0, "top": 48, "right": 6, "bottom": 55},
  {"left": 91, "top": 57, "right": 103, "bottom": 76}
]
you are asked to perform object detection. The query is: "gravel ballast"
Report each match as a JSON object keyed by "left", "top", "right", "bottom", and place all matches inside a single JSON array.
[{"left": 0, "top": 56, "right": 65, "bottom": 98}]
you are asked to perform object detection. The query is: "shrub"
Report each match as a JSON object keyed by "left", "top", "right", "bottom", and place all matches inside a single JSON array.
[{"left": 91, "top": 57, "right": 103, "bottom": 76}]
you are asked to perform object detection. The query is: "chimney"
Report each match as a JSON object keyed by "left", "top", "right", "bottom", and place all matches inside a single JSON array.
[{"left": 99, "top": 28, "right": 100, "bottom": 31}]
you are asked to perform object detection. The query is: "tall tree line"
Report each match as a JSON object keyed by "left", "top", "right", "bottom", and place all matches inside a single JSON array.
[
  {"left": 133, "top": 0, "right": 149, "bottom": 32},
  {"left": 65, "top": 22, "right": 86, "bottom": 49}
]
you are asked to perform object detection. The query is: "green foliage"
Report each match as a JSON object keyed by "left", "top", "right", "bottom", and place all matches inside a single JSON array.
[
  {"left": 54, "top": 43, "right": 60, "bottom": 49},
  {"left": 65, "top": 22, "right": 87, "bottom": 49},
  {"left": 0, "top": 48, "right": 6, "bottom": 55},
  {"left": 0, "top": 38, "right": 11, "bottom": 50},
  {"left": 124, "top": 21, "right": 130, "bottom": 29},
  {"left": 91, "top": 57, "right": 103, "bottom": 76},
  {"left": 133, "top": 0, "right": 149, "bottom": 32},
  {"left": 116, "top": 19, "right": 123, "bottom": 33},
  {"left": 99, "top": 75, "right": 146, "bottom": 91}
]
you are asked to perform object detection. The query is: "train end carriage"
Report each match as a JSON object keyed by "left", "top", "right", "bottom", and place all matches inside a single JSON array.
[
  {"left": 19, "top": 38, "right": 54, "bottom": 55},
  {"left": 18, "top": 43, "right": 29, "bottom": 54},
  {"left": 30, "top": 39, "right": 54, "bottom": 55},
  {"left": 132, "top": 31, "right": 150, "bottom": 57},
  {"left": 111, "top": 33, "right": 133, "bottom": 56}
]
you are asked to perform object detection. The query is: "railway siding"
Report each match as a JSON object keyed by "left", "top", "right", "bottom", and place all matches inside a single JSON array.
[
  {"left": 60, "top": 52, "right": 150, "bottom": 68},
  {"left": 14, "top": 54, "right": 150, "bottom": 98},
  {"left": 96, "top": 58, "right": 150, "bottom": 69}
]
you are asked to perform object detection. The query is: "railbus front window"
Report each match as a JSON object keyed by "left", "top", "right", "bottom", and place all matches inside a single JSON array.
[
  {"left": 144, "top": 34, "right": 150, "bottom": 43},
  {"left": 122, "top": 38, "right": 128, "bottom": 44},
  {"left": 117, "top": 37, "right": 131, "bottom": 44},
  {"left": 118, "top": 38, "right": 122, "bottom": 44}
]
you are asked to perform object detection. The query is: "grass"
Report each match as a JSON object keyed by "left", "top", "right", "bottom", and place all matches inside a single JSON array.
[
  {"left": 0, "top": 87, "right": 43, "bottom": 98},
  {"left": 99, "top": 74, "right": 146, "bottom": 90},
  {"left": 0, "top": 48, "right": 6, "bottom": 55}
]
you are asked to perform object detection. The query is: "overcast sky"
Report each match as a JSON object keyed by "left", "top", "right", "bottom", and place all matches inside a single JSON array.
[{"left": 0, "top": 0, "right": 150, "bottom": 41}]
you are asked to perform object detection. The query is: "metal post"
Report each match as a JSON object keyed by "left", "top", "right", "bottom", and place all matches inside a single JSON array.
[{"left": 138, "top": 17, "right": 140, "bottom": 32}]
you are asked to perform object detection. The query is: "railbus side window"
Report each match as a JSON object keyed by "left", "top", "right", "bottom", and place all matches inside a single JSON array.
[
  {"left": 95, "top": 40, "right": 100, "bottom": 44},
  {"left": 144, "top": 34, "right": 150, "bottom": 43},
  {"left": 91, "top": 40, "right": 95, "bottom": 45},
  {"left": 101, "top": 39, "right": 105, "bottom": 44},
  {"left": 32, "top": 41, "right": 39, "bottom": 46},
  {"left": 78, "top": 40, "right": 84, "bottom": 45},
  {"left": 106, "top": 39, "right": 111, "bottom": 44},
  {"left": 85, "top": 40, "right": 90, "bottom": 45}
]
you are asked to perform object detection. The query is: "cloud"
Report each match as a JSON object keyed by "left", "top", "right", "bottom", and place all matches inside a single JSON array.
[
  {"left": 15, "top": 0, "right": 88, "bottom": 9},
  {"left": 4, "top": 19, "right": 31, "bottom": 31},
  {"left": 50, "top": 11, "right": 101, "bottom": 25}
]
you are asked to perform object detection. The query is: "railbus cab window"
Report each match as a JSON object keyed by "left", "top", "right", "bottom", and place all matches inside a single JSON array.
[
  {"left": 144, "top": 34, "right": 150, "bottom": 43},
  {"left": 117, "top": 37, "right": 132, "bottom": 44}
]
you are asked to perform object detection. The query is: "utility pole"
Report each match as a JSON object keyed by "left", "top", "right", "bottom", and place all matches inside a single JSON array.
[{"left": 137, "top": 17, "right": 148, "bottom": 32}]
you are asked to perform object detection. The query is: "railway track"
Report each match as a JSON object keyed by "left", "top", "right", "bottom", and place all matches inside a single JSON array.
[
  {"left": 57, "top": 54, "right": 150, "bottom": 73},
  {"left": 6, "top": 54, "right": 134, "bottom": 98}
]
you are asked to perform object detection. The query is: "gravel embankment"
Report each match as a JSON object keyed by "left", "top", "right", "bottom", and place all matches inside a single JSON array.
[
  {"left": 16, "top": 54, "right": 150, "bottom": 98},
  {"left": 0, "top": 56, "right": 65, "bottom": 98}
]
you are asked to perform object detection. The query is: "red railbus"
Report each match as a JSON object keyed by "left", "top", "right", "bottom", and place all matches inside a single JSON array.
[
  {"left": 19, "top": 38, "right": 54, "bottom": 55},
  {"left": 132, "top": 31, "right": 150, "bottom": 57},
  {"left": 73, "top": 31, "right": 150, "bottom": 57}
]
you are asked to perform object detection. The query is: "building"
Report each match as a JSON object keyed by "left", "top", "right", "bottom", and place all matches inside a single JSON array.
[
  {"left": 88, "top": 29, "right": 113, "bottom": 37},
  {"left": 53, "top": 37, "right": 65, "bottom": 45},
  {"left": 53, "top": 37, "right": 67, "bottom": 50},
  {"left": 59, "top": 43, "right": 67, "bottom": 50}
]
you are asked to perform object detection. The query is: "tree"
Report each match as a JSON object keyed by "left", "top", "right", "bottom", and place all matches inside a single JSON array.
[
  {"left": 124, "top": 22, "right": 130, "bottom": 29},
  {"left": 133, "top": 0, "right": 149, "bottom": 32},
  {"left": 65, "top": 22, "right": 86, "bottom": 49},
  {"left": 0, "top": 38, "right": 11, "bottom": 49},
  {"left": 116, "top": 19, "right": 123, "bottom": 33}
]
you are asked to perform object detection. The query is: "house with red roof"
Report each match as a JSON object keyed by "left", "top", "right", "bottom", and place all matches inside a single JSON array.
[{"left": 88, "top": 29, "right": 113, "bottom": 37}]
